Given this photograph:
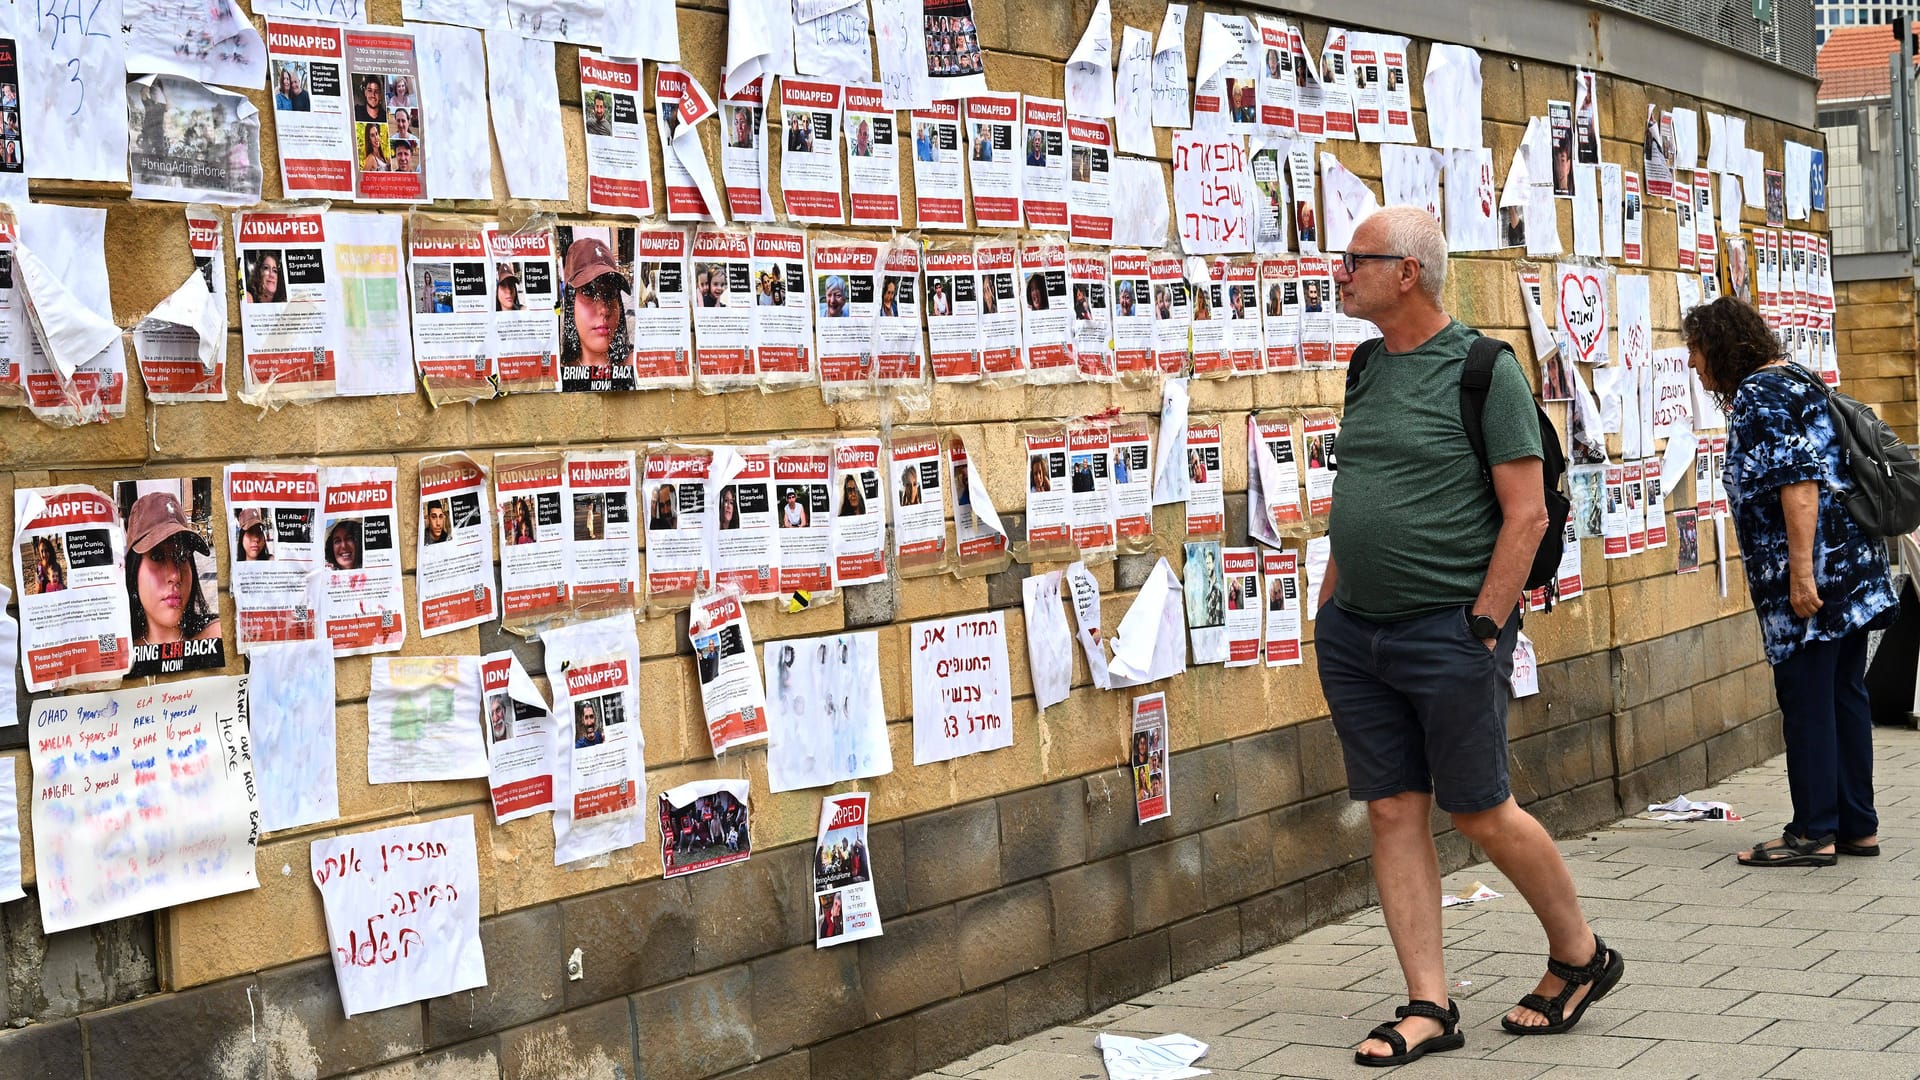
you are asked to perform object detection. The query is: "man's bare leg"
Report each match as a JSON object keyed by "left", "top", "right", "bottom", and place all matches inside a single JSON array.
[
  {"left": 1356, "top": 791, "right": 1450, "bottom": 1058},
  {"left": 1453, "top": 797, "right": 1599, "bottom": 1028}
]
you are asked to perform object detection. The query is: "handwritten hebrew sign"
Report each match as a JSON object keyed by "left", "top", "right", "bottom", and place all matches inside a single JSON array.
[
  {"left": 311, "top": 815, "right": 484, "bottom": 1017},
  {"left": 911, "top": 611, "right": 1013, "bottom": 764},
  {"left": 23, "top": 0, "right": 130, "bottom": 180},
  {"left": 28, "top": 674, "right": 259, "bottom": 934},
  {"left": 1555, "top": 263, "right": 1608, "bottom": 364},
  {"left": 1174, "top": 131, "right": 1254, "bottom": 254}
]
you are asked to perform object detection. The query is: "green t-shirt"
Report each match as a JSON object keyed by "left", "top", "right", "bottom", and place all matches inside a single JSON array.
[{"left": 1328, "top": 320, "right": 1544, "bottom": 622}]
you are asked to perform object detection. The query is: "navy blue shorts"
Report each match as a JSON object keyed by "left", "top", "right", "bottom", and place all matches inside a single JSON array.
[{"left": 1315, "top": 602, "right": 1520, "bottom": 814}]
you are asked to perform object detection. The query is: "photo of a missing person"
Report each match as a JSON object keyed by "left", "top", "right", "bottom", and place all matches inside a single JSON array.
[
  {"left": 573, "top": 493, "right": 608, "bottom": 542},
  {"left": 272, "top": 61, "right": 312, "bottom": 112},
  {"left": 17, "top": 535, "right": 67, "bottom": 596},
  {"left": 422, "top": 497, "right": 452, "bottom": 545},
  {"left": 726, "top": 102, "right": 761, "bottom": 149},
  {"left": 501, "top": 496, "right": 538, "bottom": 546},
  {"left": 1071, "top": 145, "right": 1091, "bottom": 183},
  {"left": 1025, "top": 272, "right": 1049, "bottom": 311},
  {"left": 778, "top": 484, "right": 814, "bottom": 529},
  {"left": 649, "top": 484, "right": 679, "bottom": 530},
  {"left": 487, "top": 690, "right": 511, "bottom": 742},
  {"left": 243, "top": 250, "right": 287, "bottom": 304},
  {"left": 1183, "top": 540, "right": 1225, "bottom": 630},
  {"left": 898, "top": 464, "right": 924, "bottom": 506},
  {"left": 585, "top": 90, "right": 615, "bottom": 136},
  {"left": 838, "top": 473, "right": 871, "bottom": 516},
  {"left": 573, "top": 694, "right": 618, "bottom": 747},
  {"left": 233, "top": 507, "right": 277, "bottom": 561},
  {"left": 115, "top": 479, "right": 224, "bottom": 677},
  {"left": 324, "top": 517, "right": 363, "bottom": 571},
  {"left": 494, "top": 261, "right": 523, "bottom": 311},
  {"left": 412, "top": 262, "right": 454, "bottom": 315},
  {"left": 556, "top": 225, "right": 638, "bottom": 392},
  {"left": 817, "top": 274, "right": 850, "bottom": 318},
  {"left": 1131, "top": 726, "right": 1165, "bottom": 805},
  {"left": 922, "top": 0, "right": 985, "bottom": 78},
  {"left": 129, "top": 75, "right": 264, "bottom": 201}
]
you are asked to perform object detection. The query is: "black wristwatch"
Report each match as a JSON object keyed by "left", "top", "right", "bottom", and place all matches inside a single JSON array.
[{"left": 1469, "top": 613, "right": 1501, "bottom": 641}]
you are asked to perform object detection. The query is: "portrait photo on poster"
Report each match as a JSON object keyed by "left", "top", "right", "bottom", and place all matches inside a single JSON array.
[{"left": 113, "top": 478, "right": 226, "bottom": 678}]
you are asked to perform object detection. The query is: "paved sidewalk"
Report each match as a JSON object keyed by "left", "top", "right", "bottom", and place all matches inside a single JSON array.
[{"left": 918, "top": 729, "right": 1920, "bottom": 1080}]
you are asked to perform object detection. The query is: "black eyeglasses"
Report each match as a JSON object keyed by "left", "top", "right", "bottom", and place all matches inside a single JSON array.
[{"left": 1339, "top": 251, "right": 1417, "bottom": 274}]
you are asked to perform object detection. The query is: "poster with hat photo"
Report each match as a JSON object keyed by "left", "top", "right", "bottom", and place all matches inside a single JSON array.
[
  {"left": 113, "top": 478, "right": 226, "bottom": 677},
  {"left": 555, "top": 224, "right": 640, "bottom": 393}
]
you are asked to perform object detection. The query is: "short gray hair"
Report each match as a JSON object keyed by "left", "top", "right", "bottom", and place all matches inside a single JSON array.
[{"left": 1366, "top": 206, "right": 1448, "bottom": 301}]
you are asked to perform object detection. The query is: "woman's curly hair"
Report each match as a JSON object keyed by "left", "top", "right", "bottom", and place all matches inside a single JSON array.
[{"left": 1682, "top": 295, "right": 1784, "bottom": 410}]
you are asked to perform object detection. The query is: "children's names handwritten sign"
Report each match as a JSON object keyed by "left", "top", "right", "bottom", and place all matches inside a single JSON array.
[
  {"left": 28, "top": 674, "right": 259, "bottom": 934},
  {"left": 310, "top": 814, "right": 484, "bottom": 1017}
]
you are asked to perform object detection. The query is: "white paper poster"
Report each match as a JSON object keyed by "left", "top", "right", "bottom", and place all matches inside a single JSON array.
[
  {"left": 911, "top": 100, "right": 968, "bottom": 228},
  {"left": 578, "top": 53, "right": 652, "bottom": 217},
  {"left": 135, "top": 210, "right": 228, "bottom": 403},
  {"left": 1066, "top": 0, "right": 1114, "bottom": 118},
  {"left": 1023, "top": 570, "right": 1073, "bottom": 711},
  {"left": 320, "top": 467, "right": 406, "bottom": 656},
  {"left": 831, "top": 437, "right": 889, "bottom": 586},
  {"left": 689, "top": 587, "right": 770, "bottom": 755},
  {"left": 659, "top": 65, "right": 725, "bottom": 223},
  {"left": 266, "top": 26, "right": 350, "bottom": 195},
  {"left": 546, "top": 615, "right": 647, "bottom": 865},
  {"left": 844, "top": 85, "right": 902, "bottom": 226},
  {"left": 23, "top": 0, "right": 129, "bottom": 182},
  {"left": 813, "top": 792, "right": 883, "bottom": 947},
  {"left": 12, "top": 486, "right": 133, "bottom": 692},
  {"left": 1222, "top": 546, "right": 1261, "bottom": 667},
  {"left": 780, "top": 78, "right": 847, "bottom": 224},
  {"left": 1131, "top": 692, "right": 1169, "bottom": 821},
  {"left": 1262, "top": 550, "right": 1301, "bottom": 666},
  {"left": 722, "top": 78, "right": 774, "bottom": 221},
  {"left": 485, "top": 31, "right": 568, "bottom": 201},
  {"left": 1424, "top": 44, "right": 1482, "bottom": 150},
  {"left": 1115, "top": 25, "right": 1154, "bottom": 156},
  {"left": 1174, "top": 132, "right": 1254, "bottom": 254},
  {"left": 658, "top": 779, "right": 751, "bottom": 878},
  {"left": 1109, "top": 558, "right": 1187, "bottom": 687},
  {"left": 248, "top": 636, "right": 340, "bottom": 832},
  {"left": 367, "top": 656, "right": 486, "bottom": 783},
  {"left": 311, "top": 816, "right": 485, "bottom": 1018},
  {"left": 127, "top": 0, "right": 265, "bottom": 86},
  {"left": 410, "top": 22, "right": 490, "bottom": 200},
  {"left": 766, "top": 630, "right": 893, "bottom": 792},
  {"left": 1015, "top": 96, "right": 1064, "bottom": 232},
  {"left": 1151, "top": 5, "right": 1190, "bottom": 128},
  {"left": 31, "top": 675, "right": 258, "bottom": 934},
  {"left": 964, "top": 91, "right": 1022, "bottom": 229},
  {"left": 1065, "top": 561, "right": 1111, "bottom": 690},
  {"left": 1066, "top": 116, "right": 1114, "bottom": 245},
  {"left": 15, "top": 203, "right": 130, "bottom": 423},
  {"left": 911, "top": 611, "right": 1013, "bottom": 765},
  {"left": 0, "top": 764, "right": 21, "bottom": 902},
  {"left": 565, "top": 450, "right": 641, "bottom": 618},
  {"left": 796, "top": 1, "right": 871, "bottom": 84}
]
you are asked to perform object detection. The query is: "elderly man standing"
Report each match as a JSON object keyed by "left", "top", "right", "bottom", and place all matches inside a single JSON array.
[{"left": 1317, "top": 207, "right": 1624, "bottom": 1067}]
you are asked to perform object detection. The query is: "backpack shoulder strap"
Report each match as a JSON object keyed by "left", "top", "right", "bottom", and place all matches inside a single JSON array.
[
  {"left": 1345, "top": 337, "right": 1385, "bottom": 393},
  {"left": 1459, "top": 335, "right": 1511, "bottom": 480}
]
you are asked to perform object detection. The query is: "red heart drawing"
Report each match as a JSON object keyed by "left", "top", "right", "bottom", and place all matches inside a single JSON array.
[{"left": 1557, "top": 272, "right": 1605, "bottom": 363}]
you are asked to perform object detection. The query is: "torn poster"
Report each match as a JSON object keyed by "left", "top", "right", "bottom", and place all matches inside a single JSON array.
[
  {"left": 312, "top": 816, "right": 484, "bottom": 1018},
  {"left": 949, "top": 433, "right": 1011, "bottom": 573},
  {"left": 250, "top": 636, "right": 339, "bottom": 832},
  {"left": 1115, "top": 25, "right": 1153, "bottom": 156},
  {"left": 1110, "top": 557, "right": 1187, "bottom": 687},
  {"left": 12, "top": 486, "right": 133, "bottom": 693},
  {"left": 367, "top": 656, "right": 485, "bottom": 784},
  {"left": 1423, "top": 44, "right": 1482, "bottom": 150},
  {"left": 1131, "top": 692, "right": 1170, "bottom": 822},
  {"left": 344, "top": 28, "right": 425, "bottom": 202},
  {"left": 965, "top": 92, "right": 1022, "bottom": 229},
  {"left": 1151, "top": 4, "right": 1190, "bottom": 128},
  {"left": 765, "top": 630, "right": 892, "bottom": 791},
  {"left": 814, "top": 793, "right": 883, "bottom": 947},
  {"left": 1510, "top": 631, "right": 1539, "bottom": 697},
  {"left": 255, "top": 0, "right": 365, "bottom": 25},
  {"left": 709, "top": 446, "right": 781, "bottom": 601},
  {"left": 911, "top": 611, "right": 1013, "bottom": 765},
  {"left": 1066, "top": 0, "right": 1114, "bottom": 118},
  {"left": 1573, "top": 69, "right": 1600, "bottom": 164},
  {"left": 486, "top": 31, "right": 568, "bottom": 201},
  {"left": 481, "top": 650, "right": 553, "bottom": 824},
  {"left": 32, "top": 674, "right": 258, "bottom": 934},
  {"left": 659, "top": 66, "right": 725, "bottom": 223},
  {"left": 1064, "top": 560, "right": 1112, "bottom": 690},
  {"left": 1254, "top": 16, "right": 1296, "bottom": 139},
  {"left": 1262, "top": 550, "right": 1301, "bottom": 666},
  {"left": 1572, "top": 164, "right": 1600, "bottom": 257},
  {"left": 547, "top": 615, "right": 646, "bottom": 866},
  {"left": 16, "top": 203, "right": 129, "bottom": 423},
  {"left": 112, "top": 477, "right": 225, "bottom": 678},
  {"left": 417, "top": 453, "right": 496, "bottom": 637},
  {"left": 1193, "top": 12, "right": 1256, "bottom": 134},
  {"left": 660, "top": 778, "right": 751, "bottom": 878},
  {"left": 1071, "top": 252, "right": 1114, "bottom": 380},
  {"left": 0, "top": 585, "right": 14, "bottom": 723},
  {"left": 1320, "top": 153, "right": 1378, "bottom": 253},
  {"left": 1111, "top": 156, "right": 1169, "bottom": 247},
  {"left": 1520, "top": 117, "right": 1560, "bottom": 257},
  {"left": 127, "top": 75, "right": 262, "bottom": 204},
  {"left": 22, "top": 0, "right": 128, "bottom": 182},
  {"left": 1174, "top": 131, "right": 1254, "bottom": 254},
  {"left": 689, "top": 587, "right": 770, "bottom": 755},
  {"left": 134, "top": 209, "right": 228, "bottom": 403},
  {"left": 1382, "top": 144, "right": 1442, "bottom": 224},
  {"left": 1023, "top": 570, "right": 1073, "bottom": 711},
  {"left": 1096, "top": 1033, "right": 1208, "bottom": 1080},
  {"left": 1249, "top": 413, "right": 1303, "bottom": 539},
  {"left": 725, "top": 0, "right": 794, "bottom": 96},
  {"left": 127, "top": 0, "right": 265, "bottom": 87}
]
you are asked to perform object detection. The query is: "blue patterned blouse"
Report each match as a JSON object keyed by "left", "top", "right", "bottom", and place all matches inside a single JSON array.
[{"left": 1724, "top": 365, "right": 1898, "bottom": 665}]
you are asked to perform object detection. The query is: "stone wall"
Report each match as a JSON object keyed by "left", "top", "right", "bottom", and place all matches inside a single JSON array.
[
  {"left": 1834, "top": 275, "right": 1918, "bottom": 440},
  {"left": 0, "top": 0, "right": 1814, "bottom": 1077}
]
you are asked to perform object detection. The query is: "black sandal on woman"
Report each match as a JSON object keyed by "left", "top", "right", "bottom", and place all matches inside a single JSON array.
[
  {"left": 1737, "top": 830, "right": 1838, "bottom": 868},
  {"left": 1500, "top": 935, "right": 1625, "bottom": 1036},
  {"left": 1354, "top": 999, "right": 1464, "bottom": 1067}
]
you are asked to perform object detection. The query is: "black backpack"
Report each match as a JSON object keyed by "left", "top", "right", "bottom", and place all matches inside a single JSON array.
[
  {"left": 1347, "top": 335, "right": 1572, "bottom": 601},
  {"left": 1780, "top": 364, "right": 1920, "bottom": 537}
]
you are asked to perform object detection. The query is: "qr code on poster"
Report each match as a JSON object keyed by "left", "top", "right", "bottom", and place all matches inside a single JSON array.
[{"left": 98, "top": 635, "right": 118, "bottom": 654}]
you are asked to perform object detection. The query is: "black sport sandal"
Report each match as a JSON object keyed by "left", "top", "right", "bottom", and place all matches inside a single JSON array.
[
  {"left": 1501, "top": 934, "right": 1625, "bottom": 1036},
  {"left": 1355, "top": 998, "right": 1465, "bottom": 1067}
]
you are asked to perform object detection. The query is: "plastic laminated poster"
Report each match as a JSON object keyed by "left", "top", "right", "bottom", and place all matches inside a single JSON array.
[
  {"left": 11, "top": 485, "right": 133, "bottom": 693},
  {"left": 546, "top": 615, "right": 647, "bottom": 867},
  {"left": 688, "top": 586, "right": 771, "bottom": 756}
]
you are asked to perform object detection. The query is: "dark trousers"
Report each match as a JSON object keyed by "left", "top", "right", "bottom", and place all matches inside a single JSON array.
[{"left": 1773, "top": 628, "right": 1878, "bottom": 842}]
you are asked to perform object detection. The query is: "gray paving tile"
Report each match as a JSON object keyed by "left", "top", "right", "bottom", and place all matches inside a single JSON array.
[
  {"left": 1743, "top": 1019, "right": 1909, "bottom": 1051},
  {"left": 1588, "top": 1040, "right": 1796, "bottom": 1078},
  {"left": 1587, "top": 982, "right": 1751, "bottom": 1016},
  {"left": 1603, "top": 1011, "right": 1772, "bottom": 1042},
  {"left": 1483, "top": 1032, "right": 1656, "bottom": 1068},
  {"left": 1863, "top": 1000, "right": 1920, "bottom": 1027},
  {"left": 1224, "top": 963, "right": 1379, "bottom": 991},
  {"left": 1809, "top": 948, "right": 1920, "bottom": 975},
  {"left": 1837, "top": 974, "right": 1920, "bottom": 1002},
  {"left": 1129, "top": 979, "right": 1274, "bottom": 1009},
  {"left": 1658, "top": 902, "right": 1789, "bottom": 926},
  {"left": 1763, "top": 1047, "right": 1920, "bottom": 1079},
  {"left": 966, "top": 1049, "right": 1104, "bottom": 1080},
  {"left": 1767, "top": 904, "right": 1903, "bottom": 930},
  {"left": 1177, "top": 1033, "right": 1290, "bottom": 1071},
  {"left": 1105, "top": 1004, "right": 1271, "bottom": 1037},
  {"left": 1722, "top": 990, "right": 1884, "bottom": 1022},
  {"left": 1228, "top": 986, "right": 1393, "bottom": 1019},
  {"left": 1462, "top": 953, "right": 1728, "bottom": 988},
  {"left": 1706, "top": 966, "right": 1862, "bottom": 996},
  {"left": 1687, "top": 942, "right": 1833, "bottom": 971}
]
